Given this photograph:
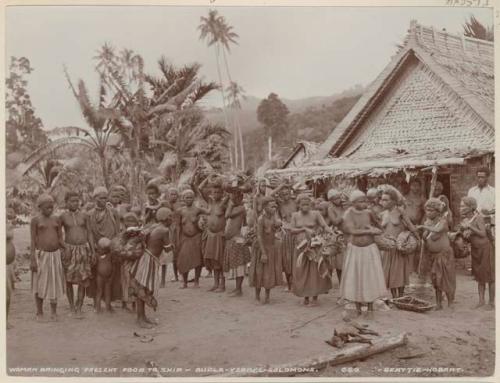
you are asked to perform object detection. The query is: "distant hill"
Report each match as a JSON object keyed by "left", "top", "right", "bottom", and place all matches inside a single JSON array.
[
  {"left": 204, "top": 84, "right": 364, "bottom": 133},
  {"left": 241, "top": 90, "right": 363, "bottom": 171}
]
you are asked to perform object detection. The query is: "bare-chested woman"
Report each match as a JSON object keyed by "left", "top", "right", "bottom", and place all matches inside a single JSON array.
[
  {"left": 60, "top": 191, "right": 95, "bottom": 317},
  {"left": 290, "top": 195, "right": 334, "bottom": 306},
  {"left": 417, "top": 198, "right": 456, "bottom": 310},
  {"left": 223, "top": 190, "right": 251, "bottom": 296},
  {"left": 379, "top": 188, "right": 419, "bottom": 298},
  {"left": 340, "top": 190, "right": 387, "bottom": 319},
  {"left": 177, "top": 189, "right": 205, "bottom": 289},
  {"left": 198, "top": 175, "right": 229, "bottom": 292},
  {"left": 30, "top": 194, "right": 66, "bottom": 321},
  {"left": 130, "top": 208, "right": 173, "bottom": 328},
  {"left": 249, "top": 197, "right": 284, "bottom": 304}
]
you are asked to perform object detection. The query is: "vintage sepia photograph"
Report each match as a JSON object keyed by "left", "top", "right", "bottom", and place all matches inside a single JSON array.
[{"left": 3, "top": 1, "right": 497, "bottom": 380}]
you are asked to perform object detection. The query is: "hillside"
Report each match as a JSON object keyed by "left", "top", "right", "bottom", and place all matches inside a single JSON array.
[
  {"left": 204, "top": 84, "right": 364, "bottom": 134},
  {"left": 242, "top": 92, "right": 362, "bottom": 171}
]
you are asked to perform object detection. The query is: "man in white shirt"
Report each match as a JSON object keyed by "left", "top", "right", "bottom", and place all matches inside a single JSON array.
[{"left": 467, "top": 167, "right": 495, "bottom": 216}]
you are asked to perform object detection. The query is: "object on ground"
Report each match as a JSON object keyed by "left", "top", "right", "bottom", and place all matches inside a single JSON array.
[
  {"left": 325, "top": 322, "right": 380, "bottom": 348},
  {"left": 217, "top": 333, "right": 408, "bottom": 377},
  {"left": 391, "top": 296, "right": 435, "bottom": 313}
]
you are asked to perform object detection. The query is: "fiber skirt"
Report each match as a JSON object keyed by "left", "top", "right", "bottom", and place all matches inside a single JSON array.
[
  {"left": 204, "top": 230, "right": 225, "bottom": 271},
  {"left": 281, "top": 230, "right": 295, "bottom": 275},
  {"left": 62, "top": 243, "right": 93, "bottom": 286},
  {"left": 223, "top": 238, "right": 251, "bottom": 272},
  {"left": 249, "top": 240, "right": 284, "bottom": 289},
  {"left": 292, "top": 248, "right": 332, "bottom": 298},
  {"left": 177, "top": 233, "right": 203, "bottom": 274},
  {"left": 130, "top": 250, "right": 160, "bottom": 309},
  {"left": 340, "top": 243, "right": 387, "bottom": 303},
  {"left": 381, "top": 248, "right": 410, "bottom": 289},
  {"left": 471, "top": 241, "right": 495, "bottom": 283},
  {"left": 31, "top": 250, "right": 66, "bottom": 301},
  {"left": 428, "top": 247, "right": 456, "bottom": 299}
]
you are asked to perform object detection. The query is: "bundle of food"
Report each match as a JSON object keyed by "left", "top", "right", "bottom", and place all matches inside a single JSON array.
[
  {"left": 374, "top": 234, "right": 397, "bottom": 251},
  {"left": 396, "top": 231, "right": 419, "bottom": 255},
  {"left": 450, "top": 232, "right": 471, "bottom": 259}
]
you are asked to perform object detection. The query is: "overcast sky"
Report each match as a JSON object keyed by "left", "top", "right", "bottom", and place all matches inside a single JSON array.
[{"left": 6, "top": 5, "right": 493, "bottom": 130}]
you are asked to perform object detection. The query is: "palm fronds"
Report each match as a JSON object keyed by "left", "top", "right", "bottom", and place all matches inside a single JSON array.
[{"left": 18, "top": 136, "right": 94, "bottom": 177}]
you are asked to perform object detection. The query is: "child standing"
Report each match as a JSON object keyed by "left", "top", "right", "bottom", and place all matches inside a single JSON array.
[
  {"left": 112, "top": 213, "right": 144, "bottom": 312},
  {"left": 87, "top": 186, "right": 122, "bottom": 307},
  {"left": 143, "top": 183, "right": 162, "bottom": 226},
  {"left": 95, "top": 237, "right": 115, "bottom": 313},
  {"left": 340, "top": 190, "right": 387, "bottom": 319},
  {"left": 30, "top": 194, "right": 66, "bottom": 321},
  {"left": 60, "top": 191, "right": 95, "bottom": 317},
  {"left": 130, "top": 208, "right": 173, "bottom": 328},
  {"left": 249, "top": 197, "right": 284, "bottom": 304},
  {"left": 417, "top": 198, "right": 456, "bottom": 310}
]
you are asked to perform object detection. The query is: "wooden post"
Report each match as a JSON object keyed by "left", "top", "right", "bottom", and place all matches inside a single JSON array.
[
  {"left": 429, "top": 166, "right": 438, "bottom": 199},
  {"left": 268, "top": 136, "right": 272, "bottom": 162}
]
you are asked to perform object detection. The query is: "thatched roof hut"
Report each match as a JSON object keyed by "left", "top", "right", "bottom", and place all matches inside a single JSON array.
[{"left": 267, "top": 20, "right": 494, "bottom": 219}]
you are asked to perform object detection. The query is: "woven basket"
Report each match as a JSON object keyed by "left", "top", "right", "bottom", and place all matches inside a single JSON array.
[
  {"left": 391, "top": 296, "right": 435, "bottom": 313},
  {"left": 396, "top": 231, "right": 418, "bottom": 255},
  {"left": 452, "top": 234, "right": 471, "bottom": 259},
  {"left": 374, "top": 234, "right": 397, "bottom": 251}
]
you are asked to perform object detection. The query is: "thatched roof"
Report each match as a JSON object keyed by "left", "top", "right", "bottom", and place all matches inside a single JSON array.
[
  {"left": 313, "top": 20, "right": 494, "bottom": 161},
  {"left": 267, "top": 147, "right": 490, "bottom": 181},
  {"left": 281, "top": 141, "right": 320, "bottom": 169}
]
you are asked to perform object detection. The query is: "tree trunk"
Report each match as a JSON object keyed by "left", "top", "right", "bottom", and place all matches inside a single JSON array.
[
  {"left": 99, "top": 150, "right": 110, "bottom": 189},
  {"left": 216, "top": 44, "right": 237, "bottom": 170},
  {"left": 222, "top": 48, "right": 243, "bottom": 171},
  {"left": 236, "top": 114, "right": 245, "bottom": 171}
]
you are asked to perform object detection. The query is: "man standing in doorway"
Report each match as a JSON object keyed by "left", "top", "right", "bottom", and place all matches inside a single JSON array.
[{"left": 468, "top": 167, "right": 495, "bottom": 217}]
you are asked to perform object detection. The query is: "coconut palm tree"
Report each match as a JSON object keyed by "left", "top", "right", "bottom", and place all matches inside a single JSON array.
[
  {"left": 463, "top": 15, "right": 494, "bottom": 41},
  {"left": 198, "top": 9, "right": 237, "bottom": 169},
  {"left": 16, "top": 68, "right": 118, "bottom": 189},
  {"left": 226, "top": 81, "right": 246, "bottom": 170},
  {"left": 157, "top": 107, "right": 230, "bottom": 183}
]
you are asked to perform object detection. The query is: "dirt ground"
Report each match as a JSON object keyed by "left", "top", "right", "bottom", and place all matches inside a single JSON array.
[{"left": 6, "top": 225, "right": 496, "bottom": 378}]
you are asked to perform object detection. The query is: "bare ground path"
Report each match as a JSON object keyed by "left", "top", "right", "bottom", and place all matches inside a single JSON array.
[{"left": 6, "top": 226, "right": 495, "bottom": 378}]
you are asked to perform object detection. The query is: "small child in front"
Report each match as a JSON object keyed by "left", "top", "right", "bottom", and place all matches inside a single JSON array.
[
  {"left": 95, "top": 237, "right": 114, "bottom": 313},
  {"left": 30, "top": 194, "right": 66, "bottom": 321}
]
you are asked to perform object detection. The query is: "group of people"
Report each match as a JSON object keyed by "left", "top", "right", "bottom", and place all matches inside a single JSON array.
[{"left": 6, "top": 167, "right": 495, "bottom": 329}]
